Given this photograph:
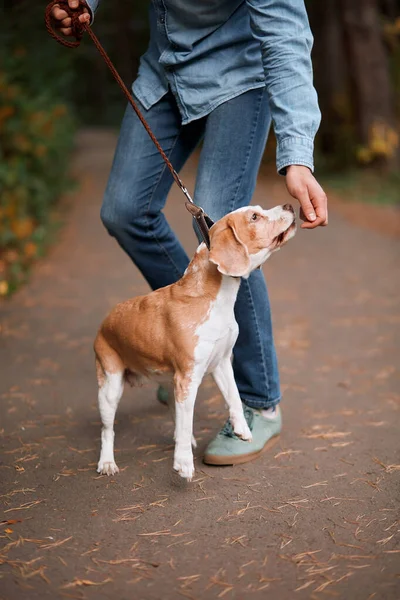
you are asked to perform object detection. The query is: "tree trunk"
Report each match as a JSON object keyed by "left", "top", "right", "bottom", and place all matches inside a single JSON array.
[
  {"left": 309, "top": 0, "right": 348, "bottom": 158},
  {"left": 339, "top": 0, "right": 398, "bottom": 167},
  {"left": 380, "top": 0, "right": 400, "bottom": 20}
]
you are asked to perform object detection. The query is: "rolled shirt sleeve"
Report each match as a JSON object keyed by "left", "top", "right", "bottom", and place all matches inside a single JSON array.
[{"left": 245, "top": 0, "right": 321, "bottom": 173}]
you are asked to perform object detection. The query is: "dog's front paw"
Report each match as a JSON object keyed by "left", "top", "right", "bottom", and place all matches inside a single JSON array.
[
  {"left": 97, "top": 459, "right": 119, "bottom": 476},
  {"left": 175, "top": 434, "right": 196, "bottom": 448},
  {"left": 173, "top": 453, "right": 195, "bottom": 481},
  {"left": 230, "top": 412, "right": 253, "bottom": 442},
  {"left": 235, "top": 422, "right": 253, "bottom": 442}
]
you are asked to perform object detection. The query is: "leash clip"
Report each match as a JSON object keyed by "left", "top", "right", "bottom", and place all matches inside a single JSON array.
[
  {"left": 184, "top": 201, "right": 214, "bottom": 250},
  {"left": 173, "top": 169, "right": 214, "bottom": 249}
]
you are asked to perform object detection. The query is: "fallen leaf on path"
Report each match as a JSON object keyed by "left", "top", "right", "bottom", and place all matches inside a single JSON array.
[
  {"left": 4, "top": 500, "right": 45, "bottom": 513},
  {"left": 373, "top": 457, "right": 400, "bottom": 473},
  {"left": 62, "top": 577, "right": 112, "bottom": 588},
  {"left": 294, "top": 580, "right": 315, "bottom": 592},
  {"left": 0, "top": 519, "right": 23, "bottom": 526},
  {"left": 138, "top": 529, "right": 171, "bottom": 536},
  {"left": 304, "top": 431, "right": 351, "bottom": 440},
  {"left": 40, "top": 536, "right": 73, "bottom": 550},
  {"left": 376, "top": 534, "right": 395, "bottom": 546},
  {"left": 301, "top": 481, "right": 328, "bottom": 489},
  {"left": 375, "top": 366, "right": 395, "bottom": 379}
]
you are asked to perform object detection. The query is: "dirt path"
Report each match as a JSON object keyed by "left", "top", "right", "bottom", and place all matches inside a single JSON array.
[{"left": 1, "top": 130, "right": 399, "bottom": 600}]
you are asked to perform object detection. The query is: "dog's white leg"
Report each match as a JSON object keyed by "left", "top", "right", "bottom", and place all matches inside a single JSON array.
[
  {"left": 173, "top": 374, "right": 200, "bottom": 480},
  {"left": 97, "top": 371, "right": 124, "bottom": 475},
  {"left": 213, "top": 359, "right": 252, "bottom": 441},
  {"left": 160, "top": 380, "right": 197, "bottom": 449}
]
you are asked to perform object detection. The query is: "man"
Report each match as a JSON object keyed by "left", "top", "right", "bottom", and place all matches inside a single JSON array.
[{"left": 51, "top": 0, "right": 327, "bottom": 465}]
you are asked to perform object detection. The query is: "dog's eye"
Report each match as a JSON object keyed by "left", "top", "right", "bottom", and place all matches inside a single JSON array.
[{"left": 251, "top": 213, "right": 258, "bottom": 222}]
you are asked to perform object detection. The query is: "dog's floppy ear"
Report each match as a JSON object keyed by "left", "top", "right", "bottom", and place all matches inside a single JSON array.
[{"left": 209, "top": 219, "right": 250, "bottom": 277}]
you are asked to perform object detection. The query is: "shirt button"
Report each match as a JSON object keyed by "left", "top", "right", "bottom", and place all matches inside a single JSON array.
[{"left": 160, "top": 15, "right": 165, "bottom": 24}]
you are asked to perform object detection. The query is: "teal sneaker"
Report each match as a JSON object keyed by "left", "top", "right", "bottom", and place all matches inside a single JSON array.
[
  {"left": 157, "top": 385, "right": 170, "bottom": 405},
  {"left": 203, "top": 404, "right": 281, "bottom": 466}
]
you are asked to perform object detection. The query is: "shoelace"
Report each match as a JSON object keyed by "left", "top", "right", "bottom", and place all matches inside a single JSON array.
[{"left": 221, "top": 405, "right": 255, "bottom": 438}]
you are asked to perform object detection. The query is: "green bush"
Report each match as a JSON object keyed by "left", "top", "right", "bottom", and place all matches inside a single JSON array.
[{"left": 0, "top": 7, "right": 76, "bottom": 296}]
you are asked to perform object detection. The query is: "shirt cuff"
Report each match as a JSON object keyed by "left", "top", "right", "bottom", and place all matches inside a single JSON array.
[
  {"left": 84, "top": 0, "right": 98, "bottom": 23},
  {"left": 276, "top": 137, "right": 315, "bottom": 176}
]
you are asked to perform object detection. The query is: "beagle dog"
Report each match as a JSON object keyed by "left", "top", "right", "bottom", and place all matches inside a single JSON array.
[{"left": 94, "top": 203, "right": 296, "bottom": 480}]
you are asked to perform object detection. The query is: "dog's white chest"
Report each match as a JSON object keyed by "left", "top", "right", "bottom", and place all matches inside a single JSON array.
[{"left": 194, "top": 278, "right": 239, "bottom": 373}]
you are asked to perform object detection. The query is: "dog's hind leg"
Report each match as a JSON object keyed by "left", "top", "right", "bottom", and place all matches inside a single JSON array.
[
  {"left": 213, "top": 358, "right": 252, "bottom": 441},
  {"left": 96, "top": 358, "right": 124, "bottom": 476}
]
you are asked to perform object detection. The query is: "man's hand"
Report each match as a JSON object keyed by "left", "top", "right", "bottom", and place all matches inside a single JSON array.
[
  {"left": 285, "top": 165, "right": 328, "bottom": 229},
  {"left": 50, "top": 0, "right": 90, "bottom": 37}
]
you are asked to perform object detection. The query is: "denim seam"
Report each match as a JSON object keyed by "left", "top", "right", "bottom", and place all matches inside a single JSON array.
[
  {"left": 239, "top": 279, "right": 271, "bottom": 401},
  {"left": 278, "top": 136, "right": 314, "bottom": 149},
  {"left": 241, "top": 395, "right": 281, "bottom": 409},
  {"left": 277, "top": 159, "right": 314, "bottom": 176},
  {"left": 228, "top": 88, "right": 265, "bottom": 212},
  {"left": 143, "top": 133, "right": 185, "bottom": 280}
]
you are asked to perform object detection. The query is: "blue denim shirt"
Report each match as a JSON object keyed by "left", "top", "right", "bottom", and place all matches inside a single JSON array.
[{"left": 86, "top": 0, "right": 321, "bottom": 173}]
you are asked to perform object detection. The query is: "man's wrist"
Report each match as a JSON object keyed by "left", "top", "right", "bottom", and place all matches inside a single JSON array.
[{"left": 285, "top": 164, "right": 312, "bottom": 175}]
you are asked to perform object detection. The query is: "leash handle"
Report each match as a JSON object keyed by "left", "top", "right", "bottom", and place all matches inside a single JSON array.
[
  {"left": 45, "top": 0, "right": 86, "bottom": 48},
  {"left": 45, "top": 0, "right": 182, "bottom": 191},
  {"left": 44, "top": 0, "right": 214, "bottom": 248}
]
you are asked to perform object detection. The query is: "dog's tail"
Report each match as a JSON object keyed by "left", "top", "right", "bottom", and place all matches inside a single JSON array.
[{"left": 94, "top": 332, "right": 125, "bottom": 386}]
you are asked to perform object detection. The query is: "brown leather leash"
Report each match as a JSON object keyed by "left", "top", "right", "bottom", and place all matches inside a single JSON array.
[{"left": 44, "top": 0, "right": 214, "bottom": 248}]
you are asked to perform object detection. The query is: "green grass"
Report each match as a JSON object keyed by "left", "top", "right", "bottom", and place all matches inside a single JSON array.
[{"left": 320, "top": 169, "right": 400, "bottom": 205}]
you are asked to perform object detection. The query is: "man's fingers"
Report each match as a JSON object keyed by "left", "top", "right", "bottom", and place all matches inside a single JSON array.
[
  {"left": 301, "top": 192, "right": 328, "bottom": 229},
  {"left": 52, "top": 7, "right": 69, "bottom": 21},
  {"left": 301, "top": 216, "right": 325, "bottom": 229},
  {"left": 61, "top": 14, "right": 89, "bottom": 27},
  {"left": 286, "top": 166, "right": 328, "bottom": 230},
  {"left": 52, "top": 5, "right": 90, "bottom": 35},
  {"left": 311, "top": 191, "right": 328, "bottom": 225},
  {"left": 292, "top": 187, "right": 317, "bottom": 223}
]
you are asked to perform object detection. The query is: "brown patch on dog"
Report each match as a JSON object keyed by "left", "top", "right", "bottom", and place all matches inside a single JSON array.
[
  {"left": 209, "top": 220, "right": 250, "bottom": 277},
  {"left": 94, "top": 244, "right": 222, "bottom": 393},
  {"left": 95, "top": 358, "right": 106, "bottom": 388}
]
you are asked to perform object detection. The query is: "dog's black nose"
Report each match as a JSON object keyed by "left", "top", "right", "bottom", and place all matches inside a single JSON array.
[{"left": 283, "top": 203, "right": 294, "bottom": 213}]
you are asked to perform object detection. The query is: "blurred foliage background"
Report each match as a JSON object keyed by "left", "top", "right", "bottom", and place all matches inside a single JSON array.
[{"left": 0, "top": 0, "right": 399, "bottom": 295}]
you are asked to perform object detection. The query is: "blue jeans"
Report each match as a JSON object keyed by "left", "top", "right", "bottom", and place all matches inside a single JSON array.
[{"left": 101, "top": 88, "right": 280, "bottom": 409}]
